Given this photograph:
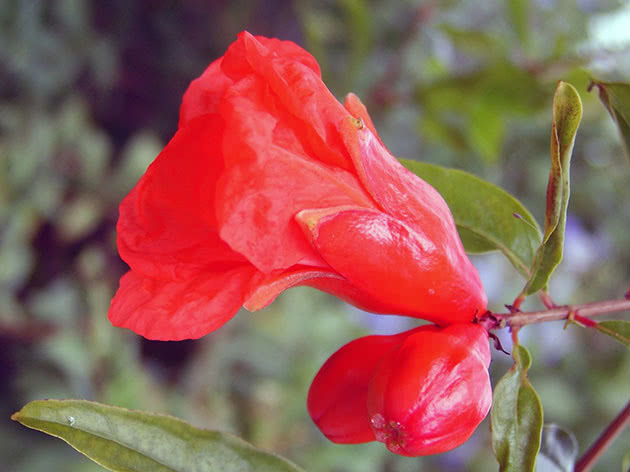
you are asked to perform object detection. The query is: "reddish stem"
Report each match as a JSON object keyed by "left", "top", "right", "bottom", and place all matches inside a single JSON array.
[
  {"left": 538, "top": 291, "right": 556, "bottom": 309},
  {"left": 492, "top": 298, "right": 630, "bottom": 328},
  {"left": 574, "top": 399, "right": 630, "bottom": 472},
  {"left": 572, "top": 313, "right": 598, "bottom": 328}
]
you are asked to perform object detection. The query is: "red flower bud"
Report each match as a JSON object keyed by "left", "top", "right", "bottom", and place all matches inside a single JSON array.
[
  {"left": 108, "top": 31, "right": 486, "bottom": 340},
  {"left": 307, "top": 324, "right": 491, "bottom": 456},
  {"left": 368, "top": 324, "right": 491, "bottom": 456},
  {"left": 307, "top": 326, "right": 436, "bottom": 444}
]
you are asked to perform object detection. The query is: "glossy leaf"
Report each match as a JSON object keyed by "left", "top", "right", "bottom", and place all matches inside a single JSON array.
[
  {"left": 491, "top": 344, "right": 544, "bottom": 472},
  {"left": 401, "top": 159, "right": 541, "bottom": 277},
  {"left": 596, "top": 320, "right": 630, "bottom": 348},
  {"left": 523, "top": 81, "right": 582, "bottom": 295},
  {"left": 11, "top": 399, "right": 305, "bottom": 472},
  {"left": 535, "top": 424, "right": 578, "bottom": 472},
  {"left": 588, "top": 80, "right": 630, "bottom": 162}
]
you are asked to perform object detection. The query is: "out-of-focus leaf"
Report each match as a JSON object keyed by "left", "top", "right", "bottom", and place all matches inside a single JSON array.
[
  {"left": 111, "top": 131, "right": 162, "bottom": 197},
  {"left": 340, "top": 0, "right": 371, "bottom": 81},
  {"left": 508, "top": 0, "right": 529, "bottom": 47},
  {"left": 491, "top": 344, "right": 544, "bottom": 472},
  {"left": 523, "top": 82, "right": 582, "bottom": 295},
  {"left": 468, "top": 100, "right": 505, "bottom": 163},
  {"left": 12, "top": 399, "right": 305, "bottom": 472},
  {"left": 57, "top": 196, "right": 104, "bottom": 242},
  {"left": 588, "top": 80, "right": 630, "bottom": 162},
  {"left": 440, "top": 26, "right": 503, "bottom": 56},
  {"left": 416, "top": 61, "right": 549, "bottom": 161},
  {"left": 401, "top": 159, "right": 542, "bottom": 276},
  {"left": 622, "top": 450, "right": 630, "bottom": 472},
  {"left": 535, "top": 424, "right": 578, "bottom": 472},
  {"left": 596, "top": 320, "right": 630, "bottom": 348}
]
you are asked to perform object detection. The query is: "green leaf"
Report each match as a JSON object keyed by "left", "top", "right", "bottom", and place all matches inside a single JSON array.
[
  {"left": 523, "top": 81, "right": 582, "bottom": 295},
  {"left": 400, "top": 159, "right": 542, "bottom": 277},
  {"left": 11, "top": 399, "right": 305, "bottom": 472},
  {"left": 507, "top": 0, "right": 529, "bottom": 47},
  {"left": 468, "top": 99, "right": 506, "bottom": 163},
  {"left": 491, "top": 344, "right": 544, "bottom": 472},
  {"left": 588, "top": 80, "right": 630, "bottom": 162},
  {"left": 622, "top": 450, "right": 630, "bottom": 472},
  {"left": 596, "top": 320, "right": 630, "bottom": 348}
]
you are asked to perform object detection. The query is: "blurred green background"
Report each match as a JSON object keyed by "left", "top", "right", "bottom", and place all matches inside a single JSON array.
[{"left": 1, "top": 1, "right": 629, "bottom": 471}]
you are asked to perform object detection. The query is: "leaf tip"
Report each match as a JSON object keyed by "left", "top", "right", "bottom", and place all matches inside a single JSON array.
[{"left": 554, "top": 81, "right": 583, "bottom": 121}]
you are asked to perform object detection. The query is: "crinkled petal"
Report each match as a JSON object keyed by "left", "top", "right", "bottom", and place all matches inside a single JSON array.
[
  {"left": 222, "top": 32, "right": 353, "bottom": 170},
  {"left": 180, "top": 32, "right": 321, "bottom": 129},
  {"left": 222, "top": 32, "right": 321, "bottom": 79},
  {"left": 179, "top": 58, "right": 233, "bottom": 128},
  {"left": 216, "top": 78, "right": 375, "bottom": 273},
  {"left": 118, "top": 115, "right": 245, "bottom": 280},
  {"left": 108, "top": 265, "right": 258, "bottom": 340},
  {"left": 296, "top": 208, "right": 487, "bottom": 323}
]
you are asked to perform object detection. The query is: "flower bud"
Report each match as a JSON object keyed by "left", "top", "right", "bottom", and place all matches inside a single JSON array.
[
  {"left": 307, "top": 326, "right": 436, "bottom": 444},
  {"left": 367, "top": 324, "right": 491, "bottom": 456},
  {"left": 307, "top": 324, "right": 491, "bottom": 456}
]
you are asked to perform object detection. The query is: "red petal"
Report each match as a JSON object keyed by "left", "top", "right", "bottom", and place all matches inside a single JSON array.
[
  {"left": 179, "top": 58, "right": 233, "bottom": 128},
  {"left": 341, "top": 119, "right": 454, "bottom": 237},
  {"left": 244, "top": 267, "right": 344, "bottom": 311},
  {"left": 343, "top": 93, "right": 382, "bottom": 144},
  {"left": 296, "top": 208, "right": 486, "bottom": 323},
  {"left": 117, "top": 116, "right": 245, "bottom": 281},
  {"left": 108, "top": 266, "right": 258, "bottom": 340},
  {"left": 222, "top": 32, "right": 353, "bottom": 170},
  {"left": 216, "top": 78, "right": 374, "bottom": 273},
  {"left": 244, "top": 263, "right": 410, "bottom": 315},
  {"left": 179, "top": 32, "right": 321, "bottom": 129},
  {"left": 339, "top": 118, "right": 486, "bottom": 311},
  {"left": 222, "top": 31, "right": 321, "bottom": 79}
]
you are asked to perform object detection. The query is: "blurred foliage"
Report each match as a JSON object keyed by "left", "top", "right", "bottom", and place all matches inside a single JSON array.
[{"left": 1, "top": 1, "right": 629, "bottom": 471}]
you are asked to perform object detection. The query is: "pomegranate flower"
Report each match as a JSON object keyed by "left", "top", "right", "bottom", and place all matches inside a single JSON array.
[
  {"left": 108, "top": 31, "right": 486, "bottom": 340},
  {"left": 308, "top": 324, "right": 492, "bottom": 456}
]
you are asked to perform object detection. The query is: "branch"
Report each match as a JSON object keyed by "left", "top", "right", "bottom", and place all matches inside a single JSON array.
[
  {"left": 574, "top": 399, "right": 630, "bottom": 472},
  {"left": 478, "top": 298, "right": 630, "bottom": 330}
]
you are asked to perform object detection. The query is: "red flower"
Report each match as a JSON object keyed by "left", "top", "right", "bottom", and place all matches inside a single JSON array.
[
  {"left": 307, "top": 324, "right": 492, "bottom": 456},
  {"left": 108, "top": 31, "right": 486, "bottom": 340}
]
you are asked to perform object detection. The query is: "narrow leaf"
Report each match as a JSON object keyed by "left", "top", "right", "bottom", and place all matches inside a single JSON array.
[
  {"left": 588, "top": 80, "right": 630, "bottom": 162},
  {"left": 596, "top": 320, "right": 630, "bottom": 348},
  {"left": 401, "top": 159, "right": 542, "bottom": 277},
  {"left": 492, "top": 344, "right": 544, "bottom": 472},
  {"left": 523, "top": 81, "right": 582, "bottom": 295},
  {"left": 507, "top": 0, "right": 529, "bottom": 48},
  {"left": 535, "top": 424, "right": 578, "bottom": 472},
  {"left": 11, "top": 399, "right": 305, "bottom": 472}
]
